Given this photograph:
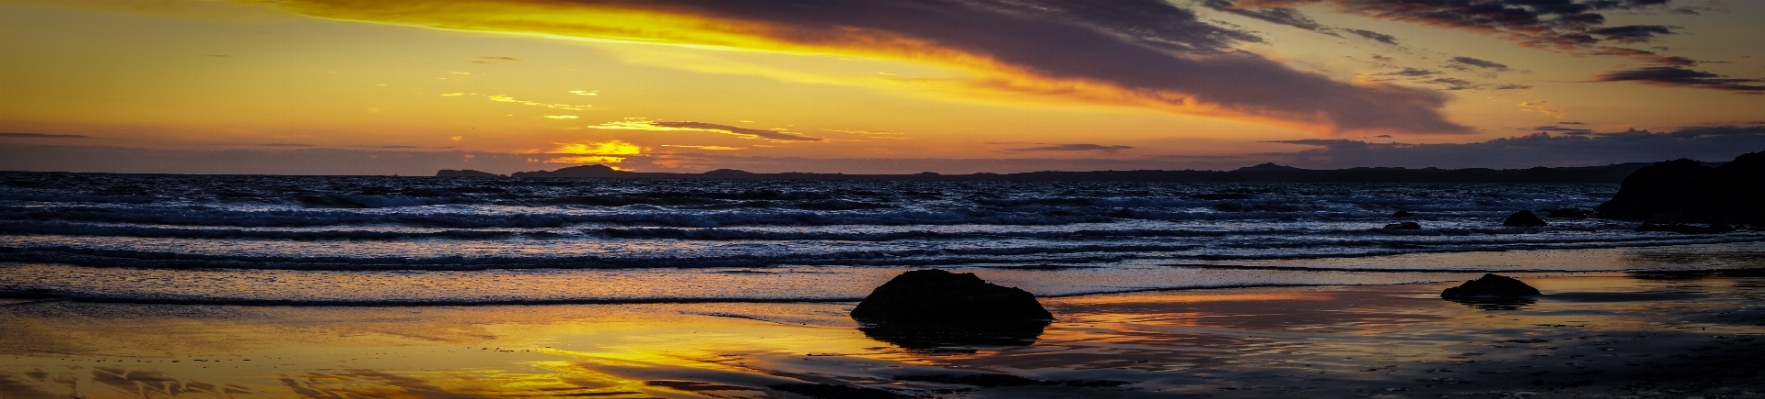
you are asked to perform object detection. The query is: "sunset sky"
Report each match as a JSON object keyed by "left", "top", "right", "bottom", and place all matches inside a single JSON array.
[{"left": 2, "top": 0, "right": 1762, "bottom": 174}]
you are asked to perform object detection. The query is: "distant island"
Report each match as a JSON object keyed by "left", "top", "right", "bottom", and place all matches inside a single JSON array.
[{"left": 438, "top": 162, "right": 1659, "bottom": 184}]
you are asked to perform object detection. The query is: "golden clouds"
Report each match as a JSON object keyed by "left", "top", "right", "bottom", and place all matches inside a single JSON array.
[
  {"left": 546, "top": 140, "right": 641, "bottom": 166},
  {"left": 554, "top": 140, "right": 641, "bottom": 155},
  {"left": 241, "top": 0, "right": 1470, "bottom": 135},
  {"left": 586, "top": 118, "right": 821, "bottom": 142},
  {"left": 487, "top": 94, "right": 591, "bottom": 111}
]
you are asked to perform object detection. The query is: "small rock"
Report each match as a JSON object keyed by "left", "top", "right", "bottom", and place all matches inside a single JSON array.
[
  {"left": 1442, "top": 274, "right": 1541, "bottom": 299},
  {"left": 851, "top": 270, "right": 1053, "bottom": 348},
  {"left": 851, "top": 270, "right": 1051, "bottom": 324},
  {"left": 1384, "top": 222, "right": 1421, "bottom": 230},
  {"left": 1503, "top": 211, "right": 1548, "bottom": 227}
]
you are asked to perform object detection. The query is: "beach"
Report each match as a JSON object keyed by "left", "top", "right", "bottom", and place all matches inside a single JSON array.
[
  {"left": 5, "top": 266, "right": 1762, "bottom": 398},
  {"left": 5, "top": 174, "right": 1765, "bottom": 397}
]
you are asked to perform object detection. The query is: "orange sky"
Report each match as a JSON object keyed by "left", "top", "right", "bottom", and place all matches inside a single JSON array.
[{"left": 1, "top": 0, "right": 1762, "bottom": 174}]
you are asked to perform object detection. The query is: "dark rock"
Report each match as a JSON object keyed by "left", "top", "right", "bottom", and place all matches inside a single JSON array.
[
  {"left": 435, "top": 169, "right": 501, "bottom": 177},
  {"left": 1393, "top": 210, "right": 1415, "bottom": 218},
  {"left": 1383, "top": 222, "right": 1421, "bottom": 230},
  {"left": 1441, "top": 274, "right": 1541, "bottom": 299},
  {"left": 1636, "top": 222, "right": 1735, "bottom": 234},
  {"left": 851, "top": 270, "right": 1051, "bottom": 348},
  {"left": 1503, "top": 210, "right": 1548, "bottom": 227},
  {"left": 852, "top": 270, "right": 1051, "bottom": 324},
  {"left": 511, "top": 164, "right": 624, "bottom": 178},
  {"left": 1596, "top": 152, "right": 1765, "bottom": 226},
  {"left": 1540, "top": 207, "right": 1589, "bottom": 219}
]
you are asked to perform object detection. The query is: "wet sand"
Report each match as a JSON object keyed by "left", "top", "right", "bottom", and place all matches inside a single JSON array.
[{"left": 2, "top": 272, "right": 1763, "bottom": 398}]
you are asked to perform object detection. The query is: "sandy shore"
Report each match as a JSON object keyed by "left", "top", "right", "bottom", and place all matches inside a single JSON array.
[{"left": 2, "top": 271, "right": 1763, "bottom": 398}]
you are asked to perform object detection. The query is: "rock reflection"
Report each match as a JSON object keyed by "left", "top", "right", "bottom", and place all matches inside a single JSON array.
[
  {"left": 857, "top": 320, "right": 1049, "bottom": 349},
  {"left": 1443, "top": 296, "right": 1537, "bottom": 310}
]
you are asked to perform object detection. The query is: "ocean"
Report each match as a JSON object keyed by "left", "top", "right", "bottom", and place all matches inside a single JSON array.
[{"left": 4, "top": 172, "right": 1763, "bottom": 306}]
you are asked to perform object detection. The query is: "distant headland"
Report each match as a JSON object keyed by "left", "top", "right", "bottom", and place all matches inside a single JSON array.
[{"left": 439, "top": 162, "right": 1658, "bottom": 184}]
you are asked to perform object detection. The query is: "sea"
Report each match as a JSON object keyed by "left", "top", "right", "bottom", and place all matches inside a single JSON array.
[{"left": 3, "top": 172, "right": 1763, "bottom": 306}]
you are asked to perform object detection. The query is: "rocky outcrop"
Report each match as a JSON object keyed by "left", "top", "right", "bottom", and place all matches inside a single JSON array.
[
  {"left": 1384, "top": 222, "right": 1421, "bottom": 230},
  {"left": 1503, "top": 210, "right": 1548, "bottom": 227},
  {"left": 435, "top": 169, "right": 501, "bottom": 177},
  {"left": 1595, "top": 152, "right": 1765, "bottom": 228},
  {"left": 851, "top": 270, "right": 1051, "bottom": 348},
  {"left": 1441, "top": 274, "right": 1541, "bottom": 299},
  {"left": 852, "top": 270, "right": 1050, "bottom": 324}
]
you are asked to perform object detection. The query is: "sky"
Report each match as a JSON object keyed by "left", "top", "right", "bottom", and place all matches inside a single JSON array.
[{"left": 1, "top": 0, "right": 1763, "bottom": 175}]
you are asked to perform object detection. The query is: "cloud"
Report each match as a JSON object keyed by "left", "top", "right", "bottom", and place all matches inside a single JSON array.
[
  {"left": 586, "top": 119, "right": 823, "bottom": 142},
  {"left": 1527, "top": 125, "right": 1594, "bottom": 134},
  {"left": 487, "top": 94, "right": 592, "bottom": 111},
  {"left": 544, "top": 115, "right": 579, "bottom": 119},
  {"left": 1344, "top": 29, "right": 1398, "bottom": 45},
  {"left": 1270, "top": 126, "right": 1765, "bottom": 169},
  {"left": 1201, "top": 0, "right": 1332, "bottom": 33},
  {"left": 1446, "top": 56, "right": 1509, "bottom": 72},
  {"left": 1007, "top": 143, "right": 1134, "bottom": 153},
  {"left": 1379, "top": 68, "right": 1438, "bottom": 77},
  {"left": 1238, "top": 0, "right": 1680, "bottom": 51},
  {"left": 1593, "top": 67, "right": 1765, "bottom": 94},
  {"left": 1589, "top": 46, "right": 1697, "bottom": 66},
  {"left": 660, "top": 144, "right": 744, "bottom": 151},
  {"left": 1560, "top": 121, "right": 1585, "bottom": 125},
  {"left": 553, "top": 140, "right": 642, "bottom": 155},
  {"left": 257, "top": 143, "right": 315, "bottom": 147},
  {"left": 0, "top": 132, "right": 88, "bottom": 139},
  {"left": 476, "top": 56, "right": 519, "bottom": 62},
  {"left": 1493, "top": 84, "right": 1533, "bottom": 90},
  {"left": 1426, "top": 77, "right": 1478, "bottom": 90},
  {"left": 256, "top": 0, "right": 1472, "bottom": 134},
  {"left": 1590, "top": 25, "right": 1675, "bottom": 43}
]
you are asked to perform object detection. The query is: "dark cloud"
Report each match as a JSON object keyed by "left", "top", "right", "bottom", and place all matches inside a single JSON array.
[
  {"left": 258, "top": 143, "right": 316, "bottom": 147},
  {"left": 1345, "top": 29, "right": 1399, "bottom": 45},
  {"left": 1528, "top": 125, "right": 1594, "bottom": 134},
  {"left": 1007, "top": 144, "right": 1134, "bottom": 153},
  {"left": 651, "top": 121, "right": 824, "bottom": 141},
  {"left": 1201, "top": 0, "right": 1333, "bottom": 33},
  {"left": 1447, "top": 56, "right": 1510, "bottom": 72},
  {"left": 1379, "top": 67, "right": 1438, "bottom": 77},
  {"left": 1590, "top": 25, "right": 1675, "bottom": 43},
  {"left": 477, "top": 56, "right": 519, "bottom": 61},
  {"left": 1426, "top": 77, "right": 1479, "bottom": 90},
  {"left": 1240, "top": 0, "right": 1681, "bottom": 51},
  {"left": 1493, "top": 84, "right": 1533, "bottom": 90},
  {"left": 1589, "top": 46, "right": 1696, "bottom": 66},
  {"left": 1594, "top": 67, "right": 1765, "bottom": 94},
  {"left": 0, "top": 132, "right": 88, "bottom": 139},
  {"left": 1560, "top": 121, "right": 1586, "bottom": 125},
  {"left": 1270, "top": 126, "right": 1765, "bottom": 169}
]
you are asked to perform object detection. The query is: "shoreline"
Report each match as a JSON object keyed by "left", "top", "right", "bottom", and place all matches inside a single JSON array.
[{"left": 4, "top": 271, "right": 1763, "bottom": 398}]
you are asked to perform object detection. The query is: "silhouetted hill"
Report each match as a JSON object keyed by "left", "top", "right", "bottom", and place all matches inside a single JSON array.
[
  {"left": 435, "top": 169, "right": 502, "bottom": 177},
  {"left": 474, "top": 162, "right": 1655, "bottom": 183}
]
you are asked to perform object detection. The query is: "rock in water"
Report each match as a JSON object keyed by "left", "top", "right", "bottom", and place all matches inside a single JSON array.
[
  {"left": 1441, "top": 274, "right": 1541, "bottom": 299},
  {"left": 1383, "top": 222, "right": 1421, "bottom": 230},
  {"left": 1503, "top": 210, "right": 1548, "bottom": 227},
  {"left": 852, "top": 270, "right": 1051, "bottom": 324},
  {"left": 1392, "top": 210, "right": 1415, "bottom": 218},
  {"left": 1595, "top": 151, "right": 1765, "bottom": 228}
]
